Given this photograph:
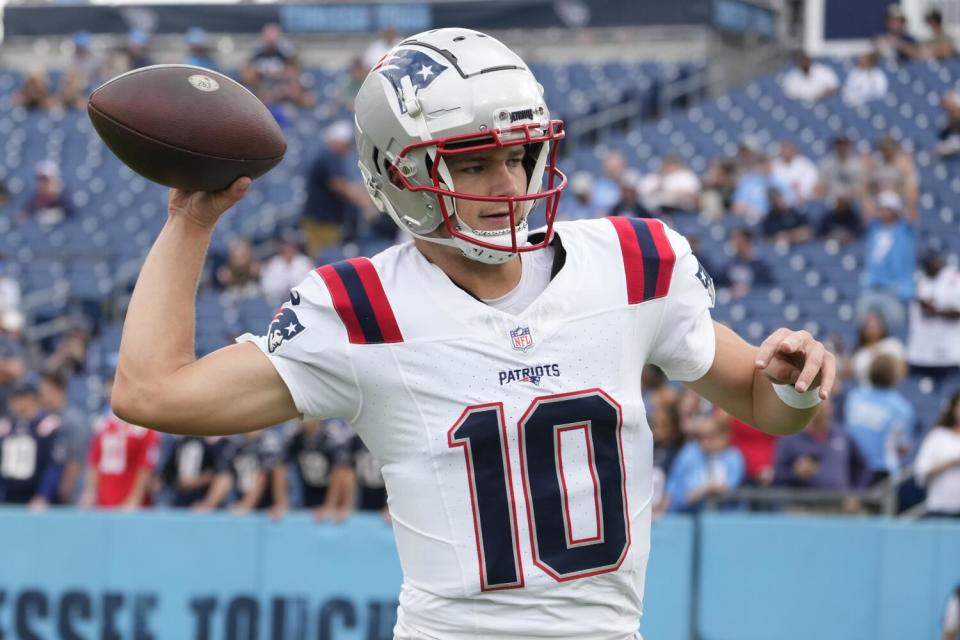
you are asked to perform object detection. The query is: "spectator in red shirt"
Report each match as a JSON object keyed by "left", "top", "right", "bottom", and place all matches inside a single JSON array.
[
  {"left": 79, "top": 377, "right": 158, "bottom": 509},
  {"left": 729, "top": 417, "right": 779, "bottom": 485}
]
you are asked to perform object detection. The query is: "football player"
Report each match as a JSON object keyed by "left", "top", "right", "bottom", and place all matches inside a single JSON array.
[{"left": 113, "top": 29, "right": 836, "bottom": 639}]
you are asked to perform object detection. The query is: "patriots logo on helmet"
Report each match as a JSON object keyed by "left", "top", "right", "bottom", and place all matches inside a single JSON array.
[
  {"left": 267, "top": 308, "right": 306, "bottom": 354},
  {"left": 373, "top": 48, "right": 449, "bottom": 114}
]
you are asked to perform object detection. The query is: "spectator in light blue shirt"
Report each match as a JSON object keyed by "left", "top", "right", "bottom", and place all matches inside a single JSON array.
[
  {"left": 592, "top": 151, "right": 627, "bottom": 215},
  {"left": 857, "top": 189, "right": 917, "bottom": 331},
  {"left": 732, "top": 156, "right": 794, "bottom": 223},
  {"left": 558, "top": 172, "right": 599, "bottom": 221},
  {"left": 666, "top": 413, "right": 745, "bottom": 512},
  {"left": 844, "top": 353, "right": 914, "bottom": 483},
  {"left": 183, "top": 28, "right": 219, "bottom": 72}
]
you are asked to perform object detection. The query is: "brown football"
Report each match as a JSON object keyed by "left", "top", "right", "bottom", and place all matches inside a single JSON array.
[{"left": 88, "top": 64, "right": 286, "bottom": 192}]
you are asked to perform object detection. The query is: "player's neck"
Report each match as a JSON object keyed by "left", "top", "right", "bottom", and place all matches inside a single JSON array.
[{"left": 414, "top": 239, "right": 522, "bottom": 300}]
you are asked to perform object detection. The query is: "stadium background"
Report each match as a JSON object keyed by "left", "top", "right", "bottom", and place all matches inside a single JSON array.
[{"left": 0, "top": 0, "right": 958, "bottom": 638}]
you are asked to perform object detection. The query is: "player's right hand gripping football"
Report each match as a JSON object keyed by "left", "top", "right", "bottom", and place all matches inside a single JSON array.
[{"left": 167, "top": 177, "right": 251, "bottom": 229}]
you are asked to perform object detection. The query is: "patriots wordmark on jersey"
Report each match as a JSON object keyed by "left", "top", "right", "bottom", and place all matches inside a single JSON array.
[{"left": 240, "top": 217, "right": 716, "bottom": 640}]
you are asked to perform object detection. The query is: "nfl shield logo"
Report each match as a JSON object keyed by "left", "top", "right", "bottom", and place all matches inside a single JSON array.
[{"left": 510, "top": 326, "right": 534, "bottom": 352}]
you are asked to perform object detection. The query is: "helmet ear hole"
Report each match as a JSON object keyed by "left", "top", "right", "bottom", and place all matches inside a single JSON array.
[{"left": 387, "top": 163, "right": 406, "bottom": 189}]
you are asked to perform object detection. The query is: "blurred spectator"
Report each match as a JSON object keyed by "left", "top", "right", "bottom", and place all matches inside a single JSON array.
[
  {"left": 781, "top": 52, "right": 839, "bottom": 103},
  {"left": 842, "top": 52, "right": 888, "bottom": 107},
  {"left": 124, "top": 30, "right": 152, "bottom": 70},
  {"left": 0, "top": 180, "right": 9, "bottom": 209},
  {"left": 350, "top": 435, "right": 388, "bottom": 516},
  {"left": 183, "top": 28, "right": 219, "bottom": 71},
  {"left": 651, "top": 390, "right": 684, "bottom": 515},
  {"left": 13, "top": 69, "right": 54, "bottom": 111},
  {"left": 0, "top": 377, "right": 67, "bottom": 509},
  {"left": 66, "top": 31, "right": 103, "bottom": 91},
  {"left": 38, "top": 371, "right": 90, "bottom": 504},
  {"left": 155, "top": 435, "right": 227, "bottom": 508},
  {"left": 638, "top": 153, "right": 701, "bottom": 214},
  {"left": 79, "top": 376, "right": 158, "bottom": 510},
  {"left": 0, "top": 311, "right": 27, "bottom": 418},
  {"left": 209, "top": 430, "right": 285, "bottom": 515},
  {"left": 946, "top": 585, "right": 960, "bottom": 639},
  {"left": 816, "top": 135, "right": 866, "bottom": 243},
  {"left": 866, "top": 136, "right": 918, "bottom": 219},
  {"left": 558, "top": 172, "right": 599, "bottom": 221},
  {"left": 716, "top": 228, "right": 775, "bottom": 298},
  {"left": 732, "top": 155, "right": 792, "bottom": 223},
  {"left": 247, "top": 23, "right": 295, "bottom": 97},
  {"left": 0, "top": 254, "right": 21, "bottom": 316},
  {"left": 336, "top": 57, "right": 369, "bottom": 111},
  {"left": 270, "top": 60, "right": 316, "bottom": 109},
  {"left": 363, "top": 26, "right": 402, "bottom": 70},
  {"left": 273, "top": 418, "right": 355, "bottom": 521},
  {"left": 761, "top": 187, "right": 813, "bottom": 246},
  {"left": 919, "top": 9, "right": 957, "bottom": 61},
  {"left": 844, "top": 353, "right": 914, "bottom": 484},
  {"left": 906, "top": 238, "right": 960, "bottom": 383},
  {"left": 45, "top": 317, "right": 93, "bottom": 378},
  {"left": 592, "top": 150, "right": 627, "bottom": 215},
  {"left": 858, "top": 190, "right": 917, "bottom": 331},
  {"left": 729, "top": 418, "right": 778, "bottom": 485},
  {"left": 260, "top": 230, "right": 314, "bottom": 308},
  {"left": 21, "top": 160, "right": 73, "bottom": 226},
  {"left": 771, "top": 141, "right": 819, "bottom": 204},
  {"left": 301, "top": 121, "right": 371, "bottom": 257},
  {"left": 699, "top": 159, "right": 737, "bottom": 219},
  {"left": 216, "top": 238, "right": 262, "bottom": 299},
  {"left": 937, "top": 88, "right": 960, "bottom": 157},
  {"left": 57, "top": 70, "right": 89, "bottom": 111},
  {"left": 665, "top": 413, "right": 745, "bottom": 512},
  {"left": 772, "top": 398, "right": 871, "bottom": 502},
  {"left": 609, "top": 170, "right": 650, "bottom": 218},
  {"left": 914, "top": 390, "right": 960, "bottom": 518},
  {"left": 873, "top": 4, "right": 916, "bottom": 64},
  {"left": 848, "top": 311, "right": 905, "bottom": 385}
]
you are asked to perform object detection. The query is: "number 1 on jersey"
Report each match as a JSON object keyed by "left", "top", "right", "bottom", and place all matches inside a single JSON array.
[{"left": 448, "top": 390, "right": 630, "bottom": 592}]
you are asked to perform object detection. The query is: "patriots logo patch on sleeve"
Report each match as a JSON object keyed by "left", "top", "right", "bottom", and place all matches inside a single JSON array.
[
  {"left": 267, "top": 308, "right": 306, "bottom": 354},
  {"left": 694, "top": 259, "right": 716, "bottom": 308}
]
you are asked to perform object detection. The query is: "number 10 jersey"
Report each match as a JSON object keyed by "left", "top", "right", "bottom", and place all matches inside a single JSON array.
[{"left": 240, "top": 217, "right": 716, "bottom": 640}]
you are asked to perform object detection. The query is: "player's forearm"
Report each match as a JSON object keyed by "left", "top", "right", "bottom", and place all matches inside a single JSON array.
[
  {"left": 114, "top": 217, "right": 213, "bottom": 414},
  {"left": 749, "top": 369, "right": 819, "bottom": 436}
]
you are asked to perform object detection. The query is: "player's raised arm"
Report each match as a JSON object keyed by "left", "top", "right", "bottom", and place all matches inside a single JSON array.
[{"left": 111, "top": 179, "right": 299, "bottom": 435}]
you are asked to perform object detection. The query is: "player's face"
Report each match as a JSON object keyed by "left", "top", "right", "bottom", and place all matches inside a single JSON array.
[{"left": 444, "top": 146, "right": 527, "bottom": 232}]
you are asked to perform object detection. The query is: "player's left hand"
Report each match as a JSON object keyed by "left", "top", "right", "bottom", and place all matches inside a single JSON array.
[{"left": 754, "top": 328, "right": 836, "bottom": 401}]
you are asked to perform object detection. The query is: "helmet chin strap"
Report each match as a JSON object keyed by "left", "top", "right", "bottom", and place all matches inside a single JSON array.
[{"left": 452, "top": 216, "right": 530, "bottom": 265}]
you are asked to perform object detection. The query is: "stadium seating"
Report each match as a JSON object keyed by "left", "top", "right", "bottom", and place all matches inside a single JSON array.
[{"left": 1, "top": 55, "right": 956, "bottom": 427}]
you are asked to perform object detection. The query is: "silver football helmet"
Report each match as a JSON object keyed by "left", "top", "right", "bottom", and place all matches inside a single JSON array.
[{"left": 354, "top": 28, "right": 566, "bottom": 264}]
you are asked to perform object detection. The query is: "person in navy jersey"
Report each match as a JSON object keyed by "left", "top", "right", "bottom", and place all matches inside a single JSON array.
[
  {"left": 0, "top": 376, "right": 67, "bottom": 508},
  {"left": 198, "top": 429, "right": 285, "bottom": 513},
  {"left": 272, "top": 418, "right": 355, "bottom": 520},
  {"left": 350, "top": 434, "right": 388, "bottom": 516},
  {"left": 156, "top": 435, "right": 228, "bottom": 508}
]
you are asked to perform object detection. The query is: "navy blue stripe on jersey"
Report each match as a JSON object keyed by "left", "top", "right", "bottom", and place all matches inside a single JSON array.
[
  {"left": 627, "top": 218, "right": 663, "bottom": 303},
  {"left": 332, "top": 261, "right": 386, "bottom": 344}
]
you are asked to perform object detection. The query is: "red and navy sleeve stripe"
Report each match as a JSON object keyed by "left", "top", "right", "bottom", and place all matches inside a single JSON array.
[
  {"left": 316, "top": 258, "right": 403, "bottom": 345},
  {"left": 608, "top": 217, "right": 677, "bottom": 304}
]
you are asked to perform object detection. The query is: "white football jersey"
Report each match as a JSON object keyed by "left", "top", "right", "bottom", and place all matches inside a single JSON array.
[{"left": 240, "top": 217, "right": 716, "bottom": 640}]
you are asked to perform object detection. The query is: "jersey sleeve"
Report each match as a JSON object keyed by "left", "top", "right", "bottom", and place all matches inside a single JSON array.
[
  {"left": 647, "top": 228, "right": 717, "bottom": 381},
  {"left": 236, "top": 271, "right": 361, "bottom": 421}
]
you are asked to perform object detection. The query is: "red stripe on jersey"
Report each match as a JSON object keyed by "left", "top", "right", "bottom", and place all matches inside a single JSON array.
[
  {"left": 349, "top": 258, "right": 403, "bottom": 344},
  {"left": 608, "top": 216, "right": 645, "bottom": 304},
  {"left": 644, "top": 219, "right": 676, "bottom": 298},
  {"left": 316, "top": 264, "right": 367, "bottom": 344}
]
